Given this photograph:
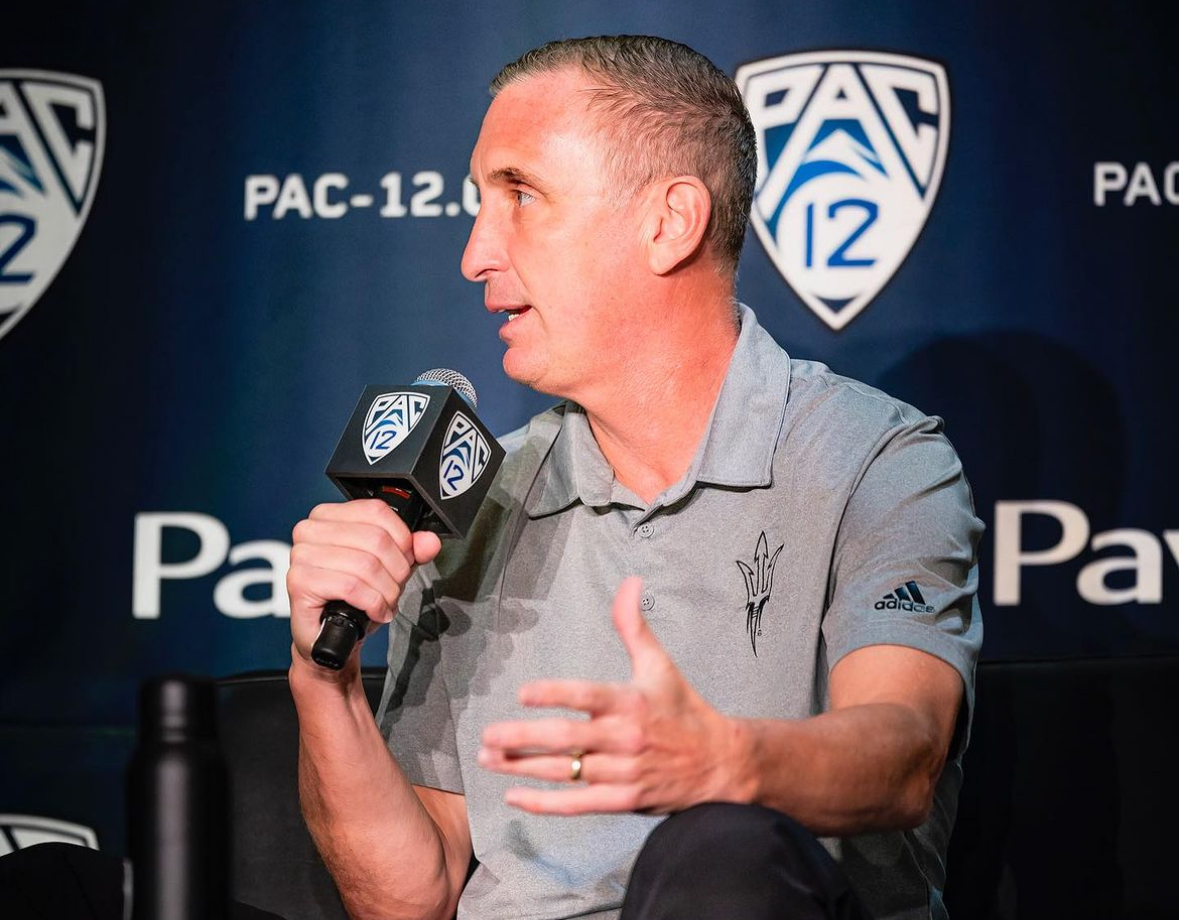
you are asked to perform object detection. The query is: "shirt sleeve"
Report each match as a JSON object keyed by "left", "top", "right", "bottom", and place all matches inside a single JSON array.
[
  {"left": 821, "top": 413, "right": 984, "bottom": 748},
  {"left": 374, "top": 565, "right": 464, "bottom": 794}
]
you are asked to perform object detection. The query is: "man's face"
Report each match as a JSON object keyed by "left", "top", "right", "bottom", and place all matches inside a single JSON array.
[{"left": 462, "top": 69, "right": 650, "bottom": 399}]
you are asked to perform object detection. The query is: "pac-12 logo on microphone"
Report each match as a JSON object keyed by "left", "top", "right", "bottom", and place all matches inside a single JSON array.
[
  {"left": 439, "top": 412, "right": 491, "bottom": 500},
  {"left": 735, "top": 52, "right": 949, "bottom": 330},
  {"left": 363, "top": 392, "right": 430, "bottom": 464},
  {"left": 0, "top": 71, "right": 105, "bottom": 343}
]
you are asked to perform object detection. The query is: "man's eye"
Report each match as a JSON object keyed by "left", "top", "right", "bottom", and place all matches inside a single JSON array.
[{"left": 514, "top": 189, "right": 535, "bottom": 206}]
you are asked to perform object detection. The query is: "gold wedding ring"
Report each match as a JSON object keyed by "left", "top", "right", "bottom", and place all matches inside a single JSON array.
[{"left": 569, "top": 750, "right": 584, "bottom": 783}]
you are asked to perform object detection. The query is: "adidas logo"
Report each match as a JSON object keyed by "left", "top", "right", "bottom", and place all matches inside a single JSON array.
[{"left": 875, "top": 581, "right": 935, "bottom": 613}]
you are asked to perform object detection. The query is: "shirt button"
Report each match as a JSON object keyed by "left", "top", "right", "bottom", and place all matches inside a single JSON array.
[
  {"left": 640, "top": 592, "right": 655, "bottom": 611},
  {"left": 638, "top": 523, "right": 655, "bottom": 539}
]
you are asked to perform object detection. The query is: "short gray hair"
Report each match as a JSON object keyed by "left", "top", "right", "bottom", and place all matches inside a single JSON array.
[{"left": 490, "top": 36, "right": 756, "bottom": 274}]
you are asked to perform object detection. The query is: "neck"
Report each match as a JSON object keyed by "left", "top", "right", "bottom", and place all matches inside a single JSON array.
[{"left": 580, "top": 288, "right": 740, "bottom": 504}]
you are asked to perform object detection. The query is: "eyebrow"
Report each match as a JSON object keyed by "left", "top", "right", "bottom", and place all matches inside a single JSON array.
[{"left": 484, "top": 166, "right": 550, "bottom": 195}]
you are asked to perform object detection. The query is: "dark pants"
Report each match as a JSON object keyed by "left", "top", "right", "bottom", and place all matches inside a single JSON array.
[
  {"left": 2, "top": 805, "right": 871, "bottom": 920},
  {"left": 622, "top": 803, "right": 874, "bottom": 920}
]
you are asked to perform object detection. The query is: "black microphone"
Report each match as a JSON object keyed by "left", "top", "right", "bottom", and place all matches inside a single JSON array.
[{"left": 310, "top": 368, "right": 506, "bottom": 670}]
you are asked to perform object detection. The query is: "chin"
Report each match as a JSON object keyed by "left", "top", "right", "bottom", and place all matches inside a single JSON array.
[
  {"left": 501, "top": 352, "right": 566, "bottom": 398},
  {"left": 502, "top": 351, "right": 540, "bottom": 387}
]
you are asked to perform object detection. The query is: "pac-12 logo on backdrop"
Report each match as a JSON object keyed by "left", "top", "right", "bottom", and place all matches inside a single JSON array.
[
  {"left": 0, "top": 71, "right": 105, "bottom": 343},
  {"left": 735, "top": 52, "right": 949, "bottom": 330},
  {"left": 363, "top": 392, "right": 430, "bottom": 464}
]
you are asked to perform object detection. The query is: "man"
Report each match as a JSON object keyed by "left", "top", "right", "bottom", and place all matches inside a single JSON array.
[{"left": 287, "top": 35, "right": 982, "bottom": 920}]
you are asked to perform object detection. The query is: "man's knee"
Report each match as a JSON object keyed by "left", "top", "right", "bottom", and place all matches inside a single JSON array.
[
  {"left": 622, "top": 803, "right": 871, "bottom": 920},
  {"left": 637, "top": 802, "right": 818, "bottom": 880}
]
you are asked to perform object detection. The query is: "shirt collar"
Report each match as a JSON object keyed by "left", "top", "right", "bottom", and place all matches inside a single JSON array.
[{"left": 526, "top": 304, "right": 792, "bottom": 517}]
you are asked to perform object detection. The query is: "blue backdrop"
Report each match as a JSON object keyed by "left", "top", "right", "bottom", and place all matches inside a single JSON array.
[{"left": 2, "top": 0, "right": 1175, "bottom": 858}]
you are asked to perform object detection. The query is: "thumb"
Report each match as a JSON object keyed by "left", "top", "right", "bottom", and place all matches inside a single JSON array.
[
  {"left": 611, "top": 577, "right": 667, "bottom": 675},
  {"left": 412, "top": 530, "right": 443, "bottom": 566}
]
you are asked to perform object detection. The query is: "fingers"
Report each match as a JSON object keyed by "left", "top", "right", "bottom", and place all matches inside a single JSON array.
[
  {"left": 288, "top": 544, "right": 404, "bottom": 619},
  {"left": 476, "top": 579, "right": 709, "bottom": 818},
  {"left": 290, "top": 540, "right": 405, "bottom": 603},
  {"left": 303, "top": 500, "right": 416, "bottom": 571},
  {"left": 286, "top": 563, "right": 393, "bottom": 625},
  {"left": 503, "top": 784, "right": 642, "bottom": 815},
  {"left": 287, "top": 499, "right": 440, "bottom": 666},
  {"left": 289, "top": 504, "right": 413, "bottom": 621},
  {"left": 309, "top": 497, "right": 413, "bottom": 543},
  {"left": 481, "top": 716, "right": 622, "bottom": 755},
  {"left": 413, "top": 530, "right": 443, "bottom": 565},
  {"left": 518, "top": 679, "right": 626, "bottom": 715},
  {"left": 300, "top": 499, "right": 441, "bottom": 572},
  {"left": 478, "top": 749, "right": 641, "bottom": 786},
  {"left": 610, "top": 577, "right": 668, "bottom": 675}
]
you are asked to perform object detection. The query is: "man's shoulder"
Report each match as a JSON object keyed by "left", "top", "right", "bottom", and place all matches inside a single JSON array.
[
  {"left": 782, "top": 357, "right": 945, "bottom": 451},
  {"left": 737, "top": 306, "right": 935, "bottom": 439},
  {"left": 775, "top": 357, "right": 955, "bottom": 490}
]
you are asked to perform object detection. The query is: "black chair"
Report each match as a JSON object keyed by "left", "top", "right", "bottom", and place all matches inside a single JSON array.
[
  {"left": 945, "top": 656, "right": 1178, "bottom": 920},
  {"left": 219, "top": 657, "right": 1179, "bottom": 920},
  {"left": 218, "top": 672, "right": 385, "bottom": 920}
]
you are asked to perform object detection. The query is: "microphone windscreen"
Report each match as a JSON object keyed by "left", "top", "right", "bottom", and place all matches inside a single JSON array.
[{"left": 414, "top": 367, "right": 478, "bottom": 409}]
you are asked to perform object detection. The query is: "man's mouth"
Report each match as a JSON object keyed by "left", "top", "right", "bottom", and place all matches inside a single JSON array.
[{"left": 505, "top": 307, "right": 531, "bottom": 322}]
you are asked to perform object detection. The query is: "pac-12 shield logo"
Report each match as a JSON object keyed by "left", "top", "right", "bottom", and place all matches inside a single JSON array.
[
  {"left": 439, "top": 412, "right": 491, "bottom": 500},
  {"left": 0, "top": 814, "right": 99, "bottom": 854},
  {"left": 363, "top": 392, "right": 430, "bottom": 464},
  {"left": 735, "top": 52, "right": 950, "bottom": 330},
  {"left": 0, "top": 71, "right": 105, "bottom": 343}
]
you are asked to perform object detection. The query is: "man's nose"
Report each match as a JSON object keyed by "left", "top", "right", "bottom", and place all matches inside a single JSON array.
[{"left": 461, "top": 204, "right": 506, "bottom": 282}]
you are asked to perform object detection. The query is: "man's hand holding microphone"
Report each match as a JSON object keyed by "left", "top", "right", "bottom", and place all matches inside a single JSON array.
[
  {"left": 287, "top": 369, "right": 504, "bottom": 681},
  {"left": 287, "top": 499, "right": 442, "bottom": 682}
]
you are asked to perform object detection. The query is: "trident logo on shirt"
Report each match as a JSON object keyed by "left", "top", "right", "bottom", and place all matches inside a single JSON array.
[{"left": 736, "top": 532, "right": 784, "bottom": 656}]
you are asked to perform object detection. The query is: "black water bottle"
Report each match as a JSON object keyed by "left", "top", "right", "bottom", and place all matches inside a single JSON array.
[{"left": 128, "top": 675, "right": 229, "bottom": 920}]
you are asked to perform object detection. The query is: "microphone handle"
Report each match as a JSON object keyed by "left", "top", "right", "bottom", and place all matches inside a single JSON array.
[
  {"left": 311, "top": 601, "right": 370, "bottom": 670},
  {"left": 310, "top": 484, "right": 430, "bottom": 670}
]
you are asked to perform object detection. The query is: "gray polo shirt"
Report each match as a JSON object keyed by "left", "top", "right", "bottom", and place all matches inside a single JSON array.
[{"left": 378, "top": 305, "right": 983, "bottom": 920}]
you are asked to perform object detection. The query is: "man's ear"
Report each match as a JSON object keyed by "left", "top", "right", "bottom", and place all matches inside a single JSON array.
[{"left": 643, "top": 177, "right": 712, "bottom": 275}]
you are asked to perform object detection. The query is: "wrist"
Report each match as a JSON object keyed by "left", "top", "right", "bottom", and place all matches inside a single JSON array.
[
  {"left": 289, "top": 644, "right": 365, "bottom": 702},
  {"left": 718, "top": 715, "right": 761, "bottom": 805}
]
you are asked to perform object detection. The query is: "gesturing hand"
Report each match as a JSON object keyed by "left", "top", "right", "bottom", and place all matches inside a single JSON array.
[{"left": 477, "top": 577, "right": 754, "bottom": 815}]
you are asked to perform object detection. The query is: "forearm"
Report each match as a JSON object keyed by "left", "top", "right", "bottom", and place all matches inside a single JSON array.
[
  {"left": 731, "top": 703, "right": 946, "bottom": 837},
  {"left": 290, "top": 657, "right": 457, "bottom": 920}
]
